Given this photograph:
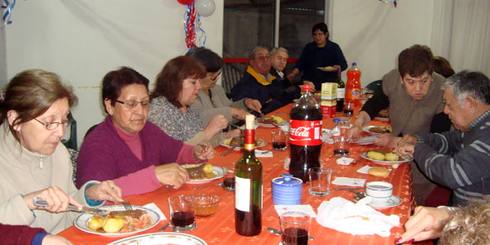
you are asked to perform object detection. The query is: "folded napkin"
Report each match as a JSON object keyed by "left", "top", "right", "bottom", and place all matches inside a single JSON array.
[
  {"left": 143, "top": 203, "right": 167, "bottom": 222},
  {"left": 275, "top": 204, "right": 317, "bottom": 218},
  {"left": 316, "top": 197, "right": 400, "bottom": 237},
  {"left": 332, "top": 177, "right": 366, "bottom": 187},
  {"left": 255, "top": 149, "right": 273, "bottom": 158},
  {"left": 336, "top": 157, "right": 355, "bottom": 166}
]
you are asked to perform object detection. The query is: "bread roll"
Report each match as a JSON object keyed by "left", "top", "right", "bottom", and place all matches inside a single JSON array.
[{"left": 368, "top": 167, "right": 390, "bottom": 178}]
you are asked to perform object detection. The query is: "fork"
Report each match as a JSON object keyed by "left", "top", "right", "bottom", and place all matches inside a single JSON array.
[
  {"left": 32, "top": 197, "right": 109, "bottom": 216},
  {"left": 120, "top": 200, "right": 133, "bottom": 211}
]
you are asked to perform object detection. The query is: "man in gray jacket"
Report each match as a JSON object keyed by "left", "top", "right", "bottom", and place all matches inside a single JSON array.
[{"left": 397, "top": 71, "right": 490, "bottom": 205}]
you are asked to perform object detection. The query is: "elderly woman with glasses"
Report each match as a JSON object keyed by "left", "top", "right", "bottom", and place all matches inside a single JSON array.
[
  {"left": 76, "top": 67, "right": 214, "bottom": 196},
  {"left": 185, "top": 47, "right": 262, "bottom": 125},
  {"left": 149, "top": 56, "right": 237, "bottom": 145},
  {"left": 0, "top": 69, "right": 123, "bottom": 234}
]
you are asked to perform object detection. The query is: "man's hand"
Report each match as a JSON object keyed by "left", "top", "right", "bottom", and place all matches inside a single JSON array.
[{"left": 244, "top": 98, "right": 262, "bottom": 113}]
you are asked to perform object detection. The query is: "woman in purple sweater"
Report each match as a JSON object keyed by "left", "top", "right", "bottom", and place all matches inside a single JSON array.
[{"left": 76, "top": 67, "right": 214, "bottom": 196}]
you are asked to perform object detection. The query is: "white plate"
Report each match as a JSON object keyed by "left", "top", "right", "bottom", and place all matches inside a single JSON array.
[
  {"left": 316, "top": 66, "right": 337, "bottom": 72},
  {"left": 74, "top": 205, "right": 160, "bottom": 237},
  {"left": 362, "top": 125, "right": 392, "bottom": 135},
  {"left": 360, "top": 152, "right": 412, "bottom": 166},
  {"left": 220, "top": 138, "right": 267, "bottom": 150},
  {"left": 358, "top": 195, "right": 401, "bottom": 210},
  {"left": 183, "top": 164, "right": 226, "bottom": 184},
  {"left": 108, "top": 232, "right": 207, "bottom": 245}
]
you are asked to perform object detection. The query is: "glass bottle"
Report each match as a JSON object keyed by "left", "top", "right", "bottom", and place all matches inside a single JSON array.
[{"left": 235, "top": 114, "right": 262, "bottom": 236}]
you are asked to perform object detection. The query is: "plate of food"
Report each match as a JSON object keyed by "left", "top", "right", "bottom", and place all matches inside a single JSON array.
[
  {"left": 220, "top": 136, "right": 267, "bottom": 149},
  {"left": 360, "top": 150, "right": 412, "bottom": 166},
  {"left": 74, "top": 205, "right": 160, "bottom": 237},
  {"left": 183, "top": 163, "right": 226, "bottom": 184},
  {"left": 256, "top": 115, "right": 287, "bottom": 128},
  {"left": 362, "top": 125, "right": 392, "bottom": 134},
  {"left": 108, "top": 232, "right": 207, "bottom": 245},
  {"left": 316, "top": 66, "right": 337, "bottom": 72}
]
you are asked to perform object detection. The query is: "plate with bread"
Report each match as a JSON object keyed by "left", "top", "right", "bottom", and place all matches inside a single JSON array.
[
  {"left": 183, "top": 163, "right": 226, "bottom": 184},
  {"left": 361, "top": 150, "right": 412, "bottom": 166},
  {"left": 256, "top": 115, "right": 287, "bottom": 128},
  {"left": 74, "top": 205, "right": 160, "bottom": 237},
  {"left": 357, "top": 165, "right": 392, "bottom": 178},
  {"left": 362, "top": 125, "right": 392, "bottom": 135}
]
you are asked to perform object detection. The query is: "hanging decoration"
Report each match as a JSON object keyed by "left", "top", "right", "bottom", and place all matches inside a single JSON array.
[
  {"left": 177, "top": 0, "right": 194, "bottom": 5},
  {"left": 195, "top": 0, "right": 215, "bottom": 17},
  {"left": 1, "top": 0, "right": 16, "bottom": 25},
  {"left": 183, "top": 1, "right": 212, "bottom": 49},
  {"left": 379, "top": 0, "right": 397, "bottom": 8}
]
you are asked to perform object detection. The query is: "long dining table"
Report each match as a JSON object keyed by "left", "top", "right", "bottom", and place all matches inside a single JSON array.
[{"left": 60, "top": 104, "right": 415, "bottom": 244}]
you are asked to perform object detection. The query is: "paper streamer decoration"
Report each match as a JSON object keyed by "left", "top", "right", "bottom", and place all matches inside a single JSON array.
[
  {"left": 177, "top": 0, "right": 194, "bottom": 5},
  {"left": 2, "top": 0, "right": 16, "bottom": 24},
  {"left": 184, "top": 3, "right": 207, "bottom": 48},
  {"left": 379, "top": 0, "right": 397, "bottom": 7}
]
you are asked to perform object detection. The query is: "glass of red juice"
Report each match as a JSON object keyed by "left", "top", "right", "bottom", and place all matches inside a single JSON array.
[
  {"left": 280, "top": 211, "right": 311, "bottom": 245},
  {"left": 272, "top": 128, "right": 288, "bottom": 151},
  {"left": 168, "top": 195, "right": 196, "bottom": 231}
]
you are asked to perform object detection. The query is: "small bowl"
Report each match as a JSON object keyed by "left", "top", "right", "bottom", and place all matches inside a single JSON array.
[
  {"left": 186, "top": 194, "right": 220, "bottom": 217},
  {"left": 365, "top": 181, "right": 393, "bottom": 198}
]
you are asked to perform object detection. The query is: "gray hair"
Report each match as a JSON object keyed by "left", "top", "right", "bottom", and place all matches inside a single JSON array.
[
  {"left": 248, "top": 46, "right": 269, "bottom": 61},
  {"left": 271, "top": 47, "right": 288, "bottom": 57},
  {"left": 443, "top": 70, "right": 490, "bottom": 104}
]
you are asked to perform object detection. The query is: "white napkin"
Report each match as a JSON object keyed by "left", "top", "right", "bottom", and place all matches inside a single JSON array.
[
  {"left": 316, "top": 197, "right": 400, "bottom": 237},
  {"left": 143, "top": 203, "right": 167, "bottom": 222},
  {"left": 255, "top": 149, "right": 273, "bottom": 158},
  {"left": 336, "top": 157, "right": 355, "bottom": 166},
  {"left": 274, "top": 204, "right": 316, "bottom": 218},
  {"left": 353, "top": 135, "right": 378, "bottom": 145},
  {"left": 332, "top": 177, "right": 366, "bottom": 187}
]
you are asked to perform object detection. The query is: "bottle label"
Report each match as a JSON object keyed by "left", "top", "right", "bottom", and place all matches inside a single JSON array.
[
  {"left": 289, "top": 120, "right": 322, "bottom": 146},
  {"left": 235, "top": 176, "right": 250, "bottom": 212},
  {"left": 337, "top": 88, "right": 345, "bottom": 99}
]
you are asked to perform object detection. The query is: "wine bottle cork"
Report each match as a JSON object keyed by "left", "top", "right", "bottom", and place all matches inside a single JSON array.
[{"left": 245, "top": 114, "right": 255, "bottom": 129}]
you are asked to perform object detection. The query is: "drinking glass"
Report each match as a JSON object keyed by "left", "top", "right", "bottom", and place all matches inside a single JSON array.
[
  {"left": 271, "top": 128, "right": 288, "bottom": 150},
  {"left": 308, "top": 167, "right": 333, "bottom": 196},
  {"left": 168, "top": 195, "right": 196, "bottom": 231},
  {"left": 279, "top": 211, "right": 311, "bottom": 245}
]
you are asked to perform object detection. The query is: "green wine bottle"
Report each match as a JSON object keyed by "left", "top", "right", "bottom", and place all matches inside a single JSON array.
[{"left": 234, "top": 114, "right": 263, "bottom": 236}]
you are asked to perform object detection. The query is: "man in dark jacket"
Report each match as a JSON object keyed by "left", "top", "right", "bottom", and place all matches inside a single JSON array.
[
  {"left": 230, "top": 46, "right": 288, "bottom": 114},
  {"left": 396, "top": 71, "right": 490, "bottom": 205}
]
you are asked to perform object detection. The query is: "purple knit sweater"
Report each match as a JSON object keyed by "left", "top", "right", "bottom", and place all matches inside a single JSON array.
[{"left": 76, "top": 117, "right": 187, "bottom": 195}]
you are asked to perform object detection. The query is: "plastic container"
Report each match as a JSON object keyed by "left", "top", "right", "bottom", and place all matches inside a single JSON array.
[{"left": 272, "top": 174, "right": 303, "bottom": 205}]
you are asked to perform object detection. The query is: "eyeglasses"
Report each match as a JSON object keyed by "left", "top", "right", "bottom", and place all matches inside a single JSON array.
[
  {"left": 115, "top": 99, "right": 150, "bottom": 109},
  {"left": 207, "top": 71, "right": 221, "bottom": 82},
  {"left": 34, "top": 118, "right": 69, "bottom": 130}
]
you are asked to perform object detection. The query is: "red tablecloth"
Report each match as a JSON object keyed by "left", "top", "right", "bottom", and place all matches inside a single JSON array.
[{"left": 59, "top": 105, "right": 414, "bottom": 244}]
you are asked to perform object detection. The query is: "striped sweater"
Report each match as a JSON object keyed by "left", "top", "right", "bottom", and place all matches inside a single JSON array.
[{"left": 414, "top": 110, "right": 490, "bottom": 205}]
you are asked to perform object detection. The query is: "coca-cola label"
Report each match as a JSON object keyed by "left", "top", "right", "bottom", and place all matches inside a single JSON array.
[{"left": 289, "top": 120, "right": 322, "bottom": 146}]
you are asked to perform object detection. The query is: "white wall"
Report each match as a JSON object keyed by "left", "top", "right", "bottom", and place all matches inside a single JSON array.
[
  {"left": 5, "top": 0, "right": 223, "bottom": 147},
  {"left": 330, "top": 0, "right": 435, "bottom": 84}
]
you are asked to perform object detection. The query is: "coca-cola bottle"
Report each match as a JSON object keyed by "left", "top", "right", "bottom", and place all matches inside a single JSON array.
[{"left": 289, "top": 84, "right": 323, "bottom": 182}]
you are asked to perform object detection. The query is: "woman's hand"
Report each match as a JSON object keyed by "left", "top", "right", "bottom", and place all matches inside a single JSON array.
[
  {"left": 42, "top": 235, "right": 73, "bottom": 245},
  {"left": 23, "top": 186, "right": 81, "bottom": 213},
  {"left": 154, "top": 163, "right": 189, "bottom": 189},
  {"left": 85, "top": 180, "right": 124, "bottom": 203},
  {"left": 230, "top": 107, "right": 247, "bottom": 120},
  {"left": 244, "top": 98, "right": 262, "bottom": 113},
  {"left": 194, "top": 143, "right": 214, "bottom": 161},
  {"left": 398, "top": 206, "right": 451, "bottom": 243},
  {"left": 204, "top": 114, "right": 229, "bottom": 139}
]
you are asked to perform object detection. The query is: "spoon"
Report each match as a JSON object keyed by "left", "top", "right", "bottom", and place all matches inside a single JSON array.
[{"left": 267, "top": 227, "right": 315, "bottom": 240}]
